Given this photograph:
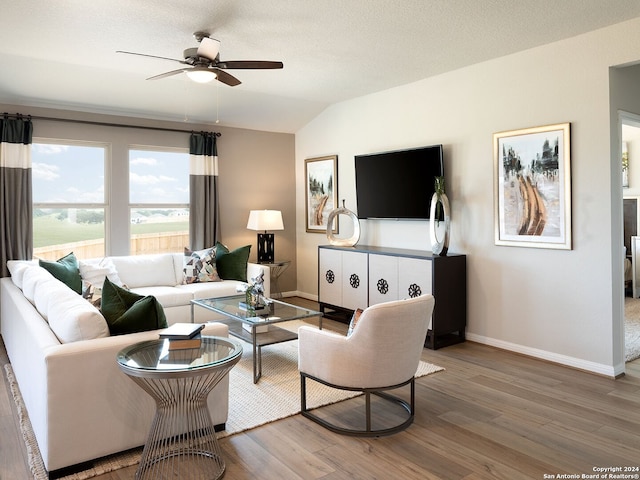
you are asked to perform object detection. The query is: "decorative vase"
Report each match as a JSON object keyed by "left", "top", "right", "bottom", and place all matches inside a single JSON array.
[
  {"left": 326, "top": 200, "right": 361, "bottom": 247},
  {"left": 429, "top": 178, "right": 450, "bottom": 256},
  {"left": 245, "top": 288, "right": 260, "bottom": 308}
]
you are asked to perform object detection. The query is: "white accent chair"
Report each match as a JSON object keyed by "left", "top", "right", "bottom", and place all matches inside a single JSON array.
[{"left": 298, "top": 294, "right": 435, "bottom": 436}]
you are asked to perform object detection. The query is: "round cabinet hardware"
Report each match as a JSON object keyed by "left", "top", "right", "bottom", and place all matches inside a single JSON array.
[
  {"left": 377, "top": 278, "right": 389, "bottom": 295},
  {"left": 408, "top": 283, "right": 422, "bottom": 298}
]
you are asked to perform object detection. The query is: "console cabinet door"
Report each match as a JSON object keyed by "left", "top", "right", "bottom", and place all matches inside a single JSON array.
[
  {"left": 319, "top": 248, "right": 342, "bottom": 307},
  {"left": 341, "top": 251, "right": 368, "bottom": 311},
  {"left": 369, "top": 254, "right": 399, "bottom": 305},
  {"left": 398, "top": 257, "right": 432, "bottom": 299}
]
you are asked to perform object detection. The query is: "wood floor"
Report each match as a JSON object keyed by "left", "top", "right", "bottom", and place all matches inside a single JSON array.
[{"left": 2, "top": 297, "right": 640, "bottom": 479}]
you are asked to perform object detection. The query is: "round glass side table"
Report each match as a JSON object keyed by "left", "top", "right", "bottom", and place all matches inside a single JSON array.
[{"left": 117, "top": 336, "right": 242, "bottom": 480}]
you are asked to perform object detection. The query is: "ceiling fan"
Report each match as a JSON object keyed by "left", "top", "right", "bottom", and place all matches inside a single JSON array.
[{"left": 117, "top": 31, "right": 283, "bottom": 86}]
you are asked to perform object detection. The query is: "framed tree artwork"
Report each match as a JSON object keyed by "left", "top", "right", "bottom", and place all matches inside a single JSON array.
[
  {"left": 494, "top": 123, "right": 572, "bottom": 250},
  {"left": 305, "top": 155, "right": 338, "bottom": 233}
]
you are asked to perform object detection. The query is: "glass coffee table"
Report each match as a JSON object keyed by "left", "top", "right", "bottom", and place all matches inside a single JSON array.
[{"left": 191, "top": 295, "right": 322, "bottom": 383}]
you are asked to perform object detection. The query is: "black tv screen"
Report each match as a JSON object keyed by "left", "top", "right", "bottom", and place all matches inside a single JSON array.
[{"left": 355, "top": 145, "right": 444, "bottom": 220}]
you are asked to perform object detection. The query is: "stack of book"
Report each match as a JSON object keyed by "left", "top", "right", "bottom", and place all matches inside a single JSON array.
[{"left": 159, "top": 323, "right": 205, "bottom": 350}]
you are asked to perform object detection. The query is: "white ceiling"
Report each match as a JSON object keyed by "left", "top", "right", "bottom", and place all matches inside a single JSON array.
[{"left": 2, "top": 0, "right": 640, "bottom": 133}]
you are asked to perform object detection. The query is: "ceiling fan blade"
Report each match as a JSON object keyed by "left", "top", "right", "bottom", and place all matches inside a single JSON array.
[
  {"left": 218, "top": 60, "right": 283, "bottom": 69},
  {"left": 146, "top": 68, "right": 190, "bottom": 80},
  {"left": 116, "top": 50, "right": 186, "bottom": 64},
  {"left": 213, "top": 68, "right": 241, "bottom": 86},
  {"left": 197, "top": 37, "right": 221, "bottom": 61}
]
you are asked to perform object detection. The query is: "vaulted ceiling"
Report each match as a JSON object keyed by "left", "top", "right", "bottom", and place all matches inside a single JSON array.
[{"left": 2, "top": 0, "right": 640, "bottom": 133}]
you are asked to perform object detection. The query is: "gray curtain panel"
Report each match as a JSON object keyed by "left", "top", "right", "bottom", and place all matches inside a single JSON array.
[
  {"left": 189, "top": 132, "right": 220, "bottom": 250},
  {"left": 0, "top": 115, "right": 33, "bottom": 277}
]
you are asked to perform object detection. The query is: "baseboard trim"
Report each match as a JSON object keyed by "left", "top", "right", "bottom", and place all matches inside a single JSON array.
[
  {"left": 465, "top": 333, "right": 621, "bottom": 378},
  {"left": 289, "top": 291, "right": 318, "bottom": 302}
]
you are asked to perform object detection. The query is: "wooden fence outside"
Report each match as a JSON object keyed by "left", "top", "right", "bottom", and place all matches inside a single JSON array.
[{"left": 33, "top": 231, "right": 189, "bottom": 261}]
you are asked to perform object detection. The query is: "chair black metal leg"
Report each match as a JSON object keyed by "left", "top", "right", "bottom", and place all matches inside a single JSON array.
[
  {"left": 299, "top": 373, "right": 416, "bottom": 437},
  {"left": 300, "top": 374, "right": 307, "bottom": 413}
]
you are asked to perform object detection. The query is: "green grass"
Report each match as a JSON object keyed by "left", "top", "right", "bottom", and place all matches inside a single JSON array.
[
  {"left": 33, "top": 215, "right": 188, "bottom": 248},
  {"left": 131, "top": 222, "right": 189, "bottom": 235}
]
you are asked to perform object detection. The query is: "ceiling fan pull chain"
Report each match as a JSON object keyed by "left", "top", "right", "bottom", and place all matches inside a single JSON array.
[{"left": 215, "top": 78, "right": 220, "bottom": 124}]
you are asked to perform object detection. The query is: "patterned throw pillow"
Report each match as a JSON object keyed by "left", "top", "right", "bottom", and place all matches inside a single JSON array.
[
  {"left": 183, "top": 247, "right": 221, "bottom": 284},
  {"left": 347, "top": 308, "right": 364, "bottom": 337}
]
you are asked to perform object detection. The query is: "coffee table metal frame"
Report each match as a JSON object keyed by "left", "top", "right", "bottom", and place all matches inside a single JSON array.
[
  {"left": 191, "top": 295, "right": 322, "bottom": 383},
  {"left": 117, "top": 336, "right": 242, "bottom": 480}
]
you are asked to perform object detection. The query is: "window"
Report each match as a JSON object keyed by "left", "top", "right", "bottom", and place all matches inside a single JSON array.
[
  {"left": 129, "top": 147, "right": 189, "bottom": 255},
  {"left": 32, "top": 141, "right": 107, "bottom": 261}
]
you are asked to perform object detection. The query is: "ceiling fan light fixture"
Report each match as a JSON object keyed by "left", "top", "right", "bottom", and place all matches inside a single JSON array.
[{"left": 185, "top": 68, "right": 217, "bottom": 83}]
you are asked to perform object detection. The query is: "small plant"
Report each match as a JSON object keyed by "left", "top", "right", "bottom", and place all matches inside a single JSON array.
[{"left": 434, "top": 176, "right": 445, "bottom": 225}]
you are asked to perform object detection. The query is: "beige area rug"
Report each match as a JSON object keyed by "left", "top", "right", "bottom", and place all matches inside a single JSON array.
[
  {"left": 625, "top": 297, "right": 640, "bottom": 362},
  {"left": 5, "top": 320, "right": 444, "bottom": 480}
]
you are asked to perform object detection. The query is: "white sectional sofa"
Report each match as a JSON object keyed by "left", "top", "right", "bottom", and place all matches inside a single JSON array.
[{"left": 0, "top": 252, "right": 269, "bottom": 472}]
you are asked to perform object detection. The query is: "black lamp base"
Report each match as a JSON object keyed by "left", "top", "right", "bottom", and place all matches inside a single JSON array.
[{"left": 257, "top": 233, "right": 275, "bottom": 263}]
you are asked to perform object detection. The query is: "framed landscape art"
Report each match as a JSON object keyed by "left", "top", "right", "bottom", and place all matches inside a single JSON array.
[
  {"left": 494, "top": 123, "right": 572, "bottom": 250},
  {"left": 305, "top": 155, "right": 338, "bottom": 233}
]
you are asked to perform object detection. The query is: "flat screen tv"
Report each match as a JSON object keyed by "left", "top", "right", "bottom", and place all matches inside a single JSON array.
[{"left": 355, "top": 144, "right": 444, "bottom": 220}]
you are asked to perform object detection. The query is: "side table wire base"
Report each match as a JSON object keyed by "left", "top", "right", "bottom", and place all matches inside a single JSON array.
[{"left": 128, "top": 364, "right": 237, "bottom": 479}]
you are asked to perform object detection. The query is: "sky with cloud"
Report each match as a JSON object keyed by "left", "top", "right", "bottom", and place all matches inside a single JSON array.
[{"left": 32, "top": 144, "right": 189, "bottom": 204}]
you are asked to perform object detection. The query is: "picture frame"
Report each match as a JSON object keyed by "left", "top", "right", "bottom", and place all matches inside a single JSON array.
[
  {"left": 305, "top": 155, "right": 338, "bottom": 234},
  {"left": 494, "top": 123, "right": 572, "bottom": 250}
]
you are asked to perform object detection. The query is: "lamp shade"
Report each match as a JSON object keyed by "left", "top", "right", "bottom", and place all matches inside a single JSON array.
[{"left": 247, "top": 210, "right": 284, "bottom": 231}]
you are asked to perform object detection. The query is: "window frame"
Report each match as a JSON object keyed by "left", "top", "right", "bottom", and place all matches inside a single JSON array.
[
  {"left": 31, "top": 137, "right": 110, "bottom": 258},
  {"left": 128, "top": 145, "right": 190, "bottom": 255}
]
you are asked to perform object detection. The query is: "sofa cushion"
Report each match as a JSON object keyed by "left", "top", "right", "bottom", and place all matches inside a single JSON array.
[
  {"left": 32, "top": 273, "right": 65, "bottom": 321},
  {"left": 109, "top": 254, "right": 178, "bottom": 288},
  {"left": 183, "top": 247, "right": 221, "bottom": 284},
  {"left": 7, "top": 259, "right": 38, "bottom": 289},
  {"left": 79, "top": 258, "right": 124, "bottom": 290},
  {"left": 215, "top": 243, "right": 251, "bottom": 282},
  {"left": 47, "top": 286, "right": 110, "bottom": 343},
  {"left": 128, "top": 286, "right": 194, "bottom": 308},
  {"left": 101, "top": 277, "right": 168, "bottom": 335},
  {"left": 39, "top": 252, "right": 82, "bottom": 294},
  {"left": 176, "top": 280, "right": 248, "bottom": 300},
  {"left": 21, "top": 265, "right": 57, "bottom": 304}
]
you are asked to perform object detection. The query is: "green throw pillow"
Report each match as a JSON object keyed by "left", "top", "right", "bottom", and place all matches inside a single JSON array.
[
  {"left": 215, "top": 242, "right": 251, "bottom": 281},
  {"left": 39, "top": 252, "right": 82, "bottom": 294},
  {"left": 101, "top": 277, "right": 167, "bottom": 335}
]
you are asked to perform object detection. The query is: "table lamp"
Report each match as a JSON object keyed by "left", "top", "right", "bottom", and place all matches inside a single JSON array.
[{"left": 247, "top": 210, "right": 284, "bottom": 263}]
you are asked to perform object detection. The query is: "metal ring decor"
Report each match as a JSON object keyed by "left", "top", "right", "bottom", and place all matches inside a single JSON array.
[
  {"left": 429, "top": 192, "right": 450, "bottom": 256},
  {"left": 326, "top": 200, "right": 360, "bottom": 247}
]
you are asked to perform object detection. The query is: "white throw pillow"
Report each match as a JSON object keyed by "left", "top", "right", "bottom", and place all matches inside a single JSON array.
[{"left": 79, "top": 258, "right": 123, "bottom": 290}]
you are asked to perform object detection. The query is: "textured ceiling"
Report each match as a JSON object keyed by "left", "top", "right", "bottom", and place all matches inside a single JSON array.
[{"left": 1, "top": 0, "right": 640, "bottom": 133}]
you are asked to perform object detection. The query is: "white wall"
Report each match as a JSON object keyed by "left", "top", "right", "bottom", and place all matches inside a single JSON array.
[{"left": 295, "top": 17, "right": 640, "bottom": 376}]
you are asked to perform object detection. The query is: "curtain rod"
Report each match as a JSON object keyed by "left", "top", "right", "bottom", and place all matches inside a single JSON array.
[{"left": 2, "top": 112, "right": 221, "bottom": 137}]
